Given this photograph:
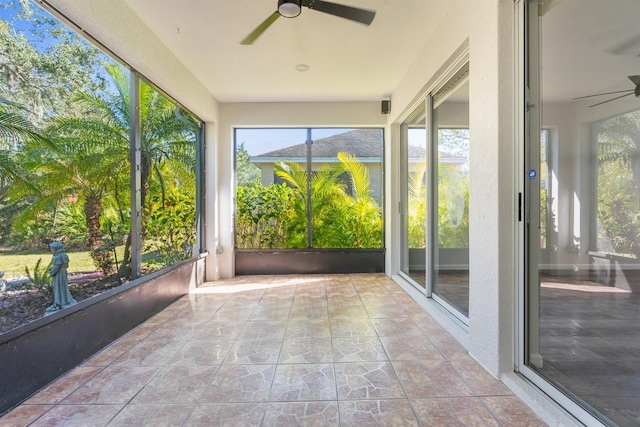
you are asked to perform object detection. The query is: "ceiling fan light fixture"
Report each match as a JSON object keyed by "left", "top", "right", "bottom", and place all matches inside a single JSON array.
[{"left": 278, "top": 0, "right": 301, "bottom": 18}]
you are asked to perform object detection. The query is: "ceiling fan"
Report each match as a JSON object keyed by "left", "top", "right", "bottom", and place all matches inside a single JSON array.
[
  {"left": 573, "top": 75, "right": 640, "bottom": 108},
  {"left": 241, "top": 0, "right": 376, "bottom": 45}
]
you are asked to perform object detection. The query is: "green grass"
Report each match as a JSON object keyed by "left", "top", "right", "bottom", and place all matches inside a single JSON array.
[{"left": 0, "top": 246, "right": 125, "bottom": 278}]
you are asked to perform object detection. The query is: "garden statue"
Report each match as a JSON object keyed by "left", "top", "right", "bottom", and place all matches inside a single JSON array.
[{"left": 45, "top": 241, "right": 76, "bottom": 314}]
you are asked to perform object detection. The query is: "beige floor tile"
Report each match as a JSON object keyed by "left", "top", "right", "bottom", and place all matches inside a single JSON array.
[
  {"left": 411, "top": 397, "right": 501, "bottom": 426},
  {"left": 131, "top": 365, "right": 218, "bottom": 404},
  {"left": 199, "top": 364, "right": 276, "bottom": 403},
  {"left": 339, "top": 399, "right": 419, "bottom": 426},
  {"left": 330, "top": 318, "right": 377, "bottom": 338},
  {"left": 393, "top": 360, "right": 473, "bottom": 399},
  {"left": 269, "top": 364, "right": 337, "bottom": 402},
  {"left": 481, "top": 396, "right": 547, "bottom": 426},
  {"left": 372, "top": 318, "right": 424, "bottom": 337},
  {"left": 450, "top": 357, "right": 512, "bottom": 396},
  {"left": 61, "top": 366, "right": 158, "bottom": 404},
  {"left": 380, "top": 335, "right": 443, "bottom": 361},
  {"left": 263, "top": 401, "right": 339, "bottom": 426},
  {"left": 331, "top": 336, "right": 388, "bottom": 362},
  {"left": 0, "top": 405, "right": 52, "bottom": 426},
  {"left": 279, "top": 338, "right": 333, "bottom": 363},
  {"left": 184, "top": 403, "right": 265, "bottom": 426},
  {"left": 29, "top": 404, "right": 122, "bottom": 427},
  {"left": 25, "top": 367, "right": 103, "bottom": 404},
  {"left": 239, "top": 320, "right": 288, "bottom": 340},
  {"left": 225, "top": 339, "right": 283, "bottom": 364},
  {"left": 108, "top": 404, "right": 194, "bottom": 426},
  {"left": 167, "top": 339, "right": 233, "bottom": 366},
  {"left": 335, "top": 362, "right": 405, "bottom": 400},
  {"left": 285, "top": 319, "right": 331, "bottom": 339}
]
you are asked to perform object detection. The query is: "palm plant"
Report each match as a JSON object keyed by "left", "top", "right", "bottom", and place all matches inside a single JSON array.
[
  {"left": 274, "top": 152, "right": 382, "bottom": 248},
  {"left": 13, "top": 64, "right": 196, "bottom": 276},
  {"left": 0, "top": 99, "right": 52, "bottom": 197}
]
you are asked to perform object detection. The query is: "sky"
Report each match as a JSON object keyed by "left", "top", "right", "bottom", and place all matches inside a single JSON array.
[{"left": 236, "top": 128, "right": 357, "bottom": 156}]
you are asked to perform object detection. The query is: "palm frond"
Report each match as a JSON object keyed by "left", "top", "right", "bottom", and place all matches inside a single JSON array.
[
  {"left": 0, "top": 111, "right": 53, "bottom": 148},
  {"left": 337, "top": 152, "right": 371, "bottom": 201},
  {"left": 275, "top": 161, "right": 307, "bottom": 190}
]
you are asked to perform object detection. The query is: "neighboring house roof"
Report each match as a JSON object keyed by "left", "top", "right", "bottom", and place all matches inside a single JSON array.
[
  {"left": 252, "top": 129, "right": 382, "bottom": 159},
  {"left": 250, "top": 128, "right": 465, "bottom": 164}
]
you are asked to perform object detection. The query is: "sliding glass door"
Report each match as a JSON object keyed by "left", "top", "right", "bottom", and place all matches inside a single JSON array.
[{"left": 523, "top": 1, "right": 640, "bottom": 425}]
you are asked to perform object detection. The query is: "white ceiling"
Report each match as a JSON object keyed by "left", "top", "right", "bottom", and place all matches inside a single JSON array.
[
  {"left": 121, "top": 0, "right": 640, "bottom": 106},
  {"left": 122, "top": 0, "right": 449, "bottom": 102}
]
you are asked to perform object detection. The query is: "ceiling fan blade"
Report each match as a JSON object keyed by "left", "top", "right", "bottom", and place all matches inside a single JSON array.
[
  {"left": 241, "top": 11, "right": 280, "bottom": 45},
  {"left": 302, "top": 0, "right": 375, "bottom": 25},
  {"left": 589, "top": 92, "right": 634, "bottom": 108},
  {"left": 628, "top": 75, "right": 640, "bottom": 86},
  {"left": 573, "top": 89, "right": 633, "bottom": 100}
]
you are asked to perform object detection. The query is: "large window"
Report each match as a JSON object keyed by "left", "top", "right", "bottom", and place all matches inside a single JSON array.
[
  {"left": 0, "top": 1, "right": 203, "bottom": 333},
  {"left": 235, "top": 128, "right": 383, "bottom": 250}
]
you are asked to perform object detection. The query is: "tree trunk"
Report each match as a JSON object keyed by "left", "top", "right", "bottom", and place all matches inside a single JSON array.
[
  {"left": 118, "top": 154, "right": 151, "bottom": 278},
  {"left": 84, "top": 193, "right": 115, "bottom": 275}
]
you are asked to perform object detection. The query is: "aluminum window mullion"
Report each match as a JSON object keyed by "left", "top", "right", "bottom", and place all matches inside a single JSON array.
[
  {"left": 425, "top": 95, "right": 435, "bottom": 298},
  {"left": 129, "top": 72, "right": 142, "bottom": 279}
]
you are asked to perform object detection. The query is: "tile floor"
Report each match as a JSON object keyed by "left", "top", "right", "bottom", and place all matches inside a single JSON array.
[{"left": 0, "top": 274, "right": 546, "bottom": 426}]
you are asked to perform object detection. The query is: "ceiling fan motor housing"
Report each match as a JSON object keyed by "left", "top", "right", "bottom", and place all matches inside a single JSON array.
[{"left": 278, "top": 0, "right": 302, "bottom": 18}]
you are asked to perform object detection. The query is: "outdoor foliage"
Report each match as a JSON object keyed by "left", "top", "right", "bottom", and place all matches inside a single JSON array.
[
  {"left": 407, "top": 160, "right": 427, "bottom": 248},
  {"left": 144, "top": 190, "right": 197, "bottom": 268},
  {"left": 236, "top": 180, "right": 298, "bottom": 248},
  {"left": 406, "top": 158, "right": 470, "bottom": 250},
  {"left": 438, "top": 164, "right": 469, "bottom": 248},
  {"left": 24, "top": 257, "right": 52, "bottom": 299},
  {"left": 236, "top": 152, "right": 383, "bottom": 249},
  {"left": 236, "top": 143, "right": 261, "bottom": 186},
  {"left": 0, "top": 2, "right": 198, "bottom": 284},
  {"left": 597, "top": 109, "right": 640, "bottom": 258}
]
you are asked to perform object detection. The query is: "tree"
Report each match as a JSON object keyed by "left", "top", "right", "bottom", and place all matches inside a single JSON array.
[
  {"left": 1, "top": 1, "right": 109, "bottom": 249},
  {"left": 0, "top": 4, "right": 107, "bottom": 126},
  {"left": 0, "top": 100, "right": 49, "bottom": 195},
  {"left": 273, "top": 152, "right": 383, "bottom": 248},
  {"left": 236, "top": 142, "right": 260, "bottom": 186}
]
